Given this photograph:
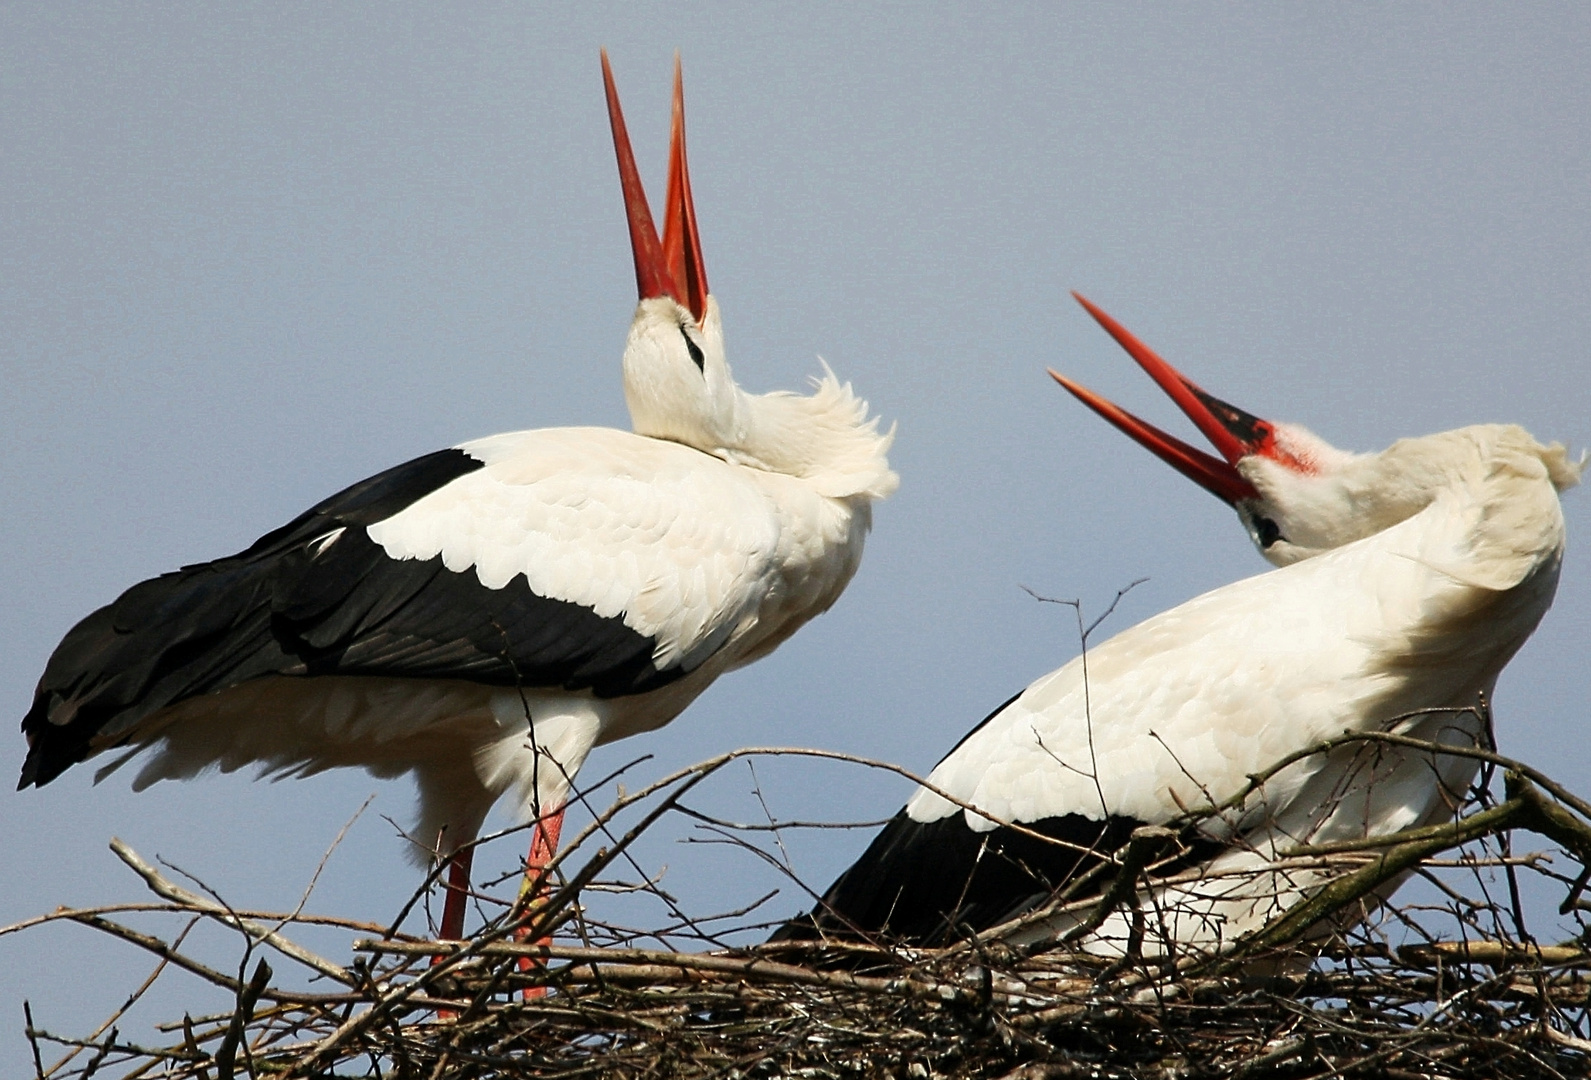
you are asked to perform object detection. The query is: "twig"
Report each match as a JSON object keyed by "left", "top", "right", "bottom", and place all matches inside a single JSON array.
[
  {"left": 23, "top": 1002, "right": 45, "bottom": 1080},
  {"left": 214, "top": 958, "right": 271, "bottom": 1080},
  {"left": 13, "top": 737, "right": 1591, "bottom": 1080},
  {"left": 353, "top": 939, "right": 977, "bottom": 1000},
  {"left": 109, "top": 838, "right": 355, "bottom": 986},
  {"left": 44, "top": 917, "right": 199, "bottom": 1079},
  {"left": 289, "top": 794, "right": 374, "bottom": 921}
]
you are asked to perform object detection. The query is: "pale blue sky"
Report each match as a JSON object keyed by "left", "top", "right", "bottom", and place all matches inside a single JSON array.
[{"left": 2, "top": 5, "right": 1588, "bottom": 1068}]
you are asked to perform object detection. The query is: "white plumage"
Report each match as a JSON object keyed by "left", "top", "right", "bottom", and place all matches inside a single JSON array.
[
  {"left": 912, "top": 428, "right": 1577, "bottom": 832},
  {"left": 781, "top": 295, "right": 1575, "bottom": 954},
  {"left": 372, "top": 416, "right": 889, "bottom": 685},
  {"left": 107, "top": 396, "right": 893, "bottom": 859},
  {"left": 23, "top": 55, "right": 895, "bottom": 940}
]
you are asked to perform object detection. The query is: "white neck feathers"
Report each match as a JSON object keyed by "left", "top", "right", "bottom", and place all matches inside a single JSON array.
[
  {"left": 1242, "top": 423, "right": 1580, "bottom": 568},
  {"left": 715, "top": 363, "right": 898, "bottom": 502}
]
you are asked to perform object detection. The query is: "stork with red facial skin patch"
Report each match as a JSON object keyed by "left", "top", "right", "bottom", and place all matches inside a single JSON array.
[
  {"left": 18, "top": 54, "right": 897, "bottom": 944},
  {"left": 775, "top": 293, "right": 1577, "bottom": 953}
]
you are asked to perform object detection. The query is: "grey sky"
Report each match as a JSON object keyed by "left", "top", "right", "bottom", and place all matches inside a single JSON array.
[{"left": 2, "top": 5, "right": 1588, "bottom": 1068}]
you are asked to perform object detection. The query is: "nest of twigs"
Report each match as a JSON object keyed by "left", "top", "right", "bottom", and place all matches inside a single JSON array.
[{"left": 12, "top": 732, "right": 1591, "bottom": 1079}]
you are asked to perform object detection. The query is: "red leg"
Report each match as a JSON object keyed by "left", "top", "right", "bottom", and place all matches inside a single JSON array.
[
  {"left": 525, "top": 806, "right": 565, "bottom": 892},
  {"left": 430, "top": 846, "right": 474, "bottom": 1015},
  {"left": 439, "top": 845, "right": 474, "bottom": 941},
  {"left": 515, "top": 804, "right": 566, "bottom": 999}
]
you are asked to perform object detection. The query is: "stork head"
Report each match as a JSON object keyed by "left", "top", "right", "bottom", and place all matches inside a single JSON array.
[
  {"left": 1051, "top": 294, "right": 1396, "bottom": 567},
  {"left": 603, "top": 52, "right": 741, "bottom": 449}
]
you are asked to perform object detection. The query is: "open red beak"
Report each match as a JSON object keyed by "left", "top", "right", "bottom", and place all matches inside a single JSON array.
[
  {"left": 601, "top": 51, "right": 709, "bottom": 324},
  {"left": 1052, "top": 293, "right": 1300, "bottom": 506}
]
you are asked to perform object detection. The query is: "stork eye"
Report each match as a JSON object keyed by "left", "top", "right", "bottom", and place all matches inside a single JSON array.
[
  {"left": 680, "top": 325, "right": 705, "bottom": 372},
  {"left": 1256, "top": 516, "right": 1283, "bottom": 548}
]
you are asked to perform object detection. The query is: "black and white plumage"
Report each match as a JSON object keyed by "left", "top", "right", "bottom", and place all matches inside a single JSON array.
[
  {"left": 19, "top": 56, "right": 896, "bottom": 928},
  {"left": 777, "top": 294, "right": 1577, "bottom": 953}
]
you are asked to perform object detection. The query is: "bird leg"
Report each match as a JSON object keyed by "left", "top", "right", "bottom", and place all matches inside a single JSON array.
[
  {"left": 514, "top": 804, "right": 566, "bottom": 998},
  {"left": 438, "top": 845, "right": 475, "bottom": 942},
  {"left": 429, "top": 846, "right": 475, "bottom": 1017}
]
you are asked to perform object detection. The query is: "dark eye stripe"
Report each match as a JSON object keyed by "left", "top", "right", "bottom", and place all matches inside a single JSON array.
[{"left": 681, "top": 326, "right": 705, "bottom": 371}]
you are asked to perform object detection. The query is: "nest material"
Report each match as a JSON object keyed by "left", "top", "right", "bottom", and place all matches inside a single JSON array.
[{"left": 12, "top": 735, "right": 1591, "bottom": 1079}]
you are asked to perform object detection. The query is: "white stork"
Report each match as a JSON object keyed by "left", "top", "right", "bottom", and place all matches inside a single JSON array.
[
  {"left": 777, "top": 293, "right": 1576, "bottom": 953},
  {"left": 19, "top": 54, "right": 897, "bottom": 942}
]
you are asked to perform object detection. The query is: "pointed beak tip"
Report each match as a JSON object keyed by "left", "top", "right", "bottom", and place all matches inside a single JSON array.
[
  {"left": 1053, "top": 344, "right": 1262, "bottom": 507},
  {"left": 605, "top": 51, "right": 709, "bottom": 317},
  {"left": 1072, "top": 297, "right": 1265, "bottom": 470},
  {"left": 1046, "top": 369, "right": 1085, "bottom": 397},
  {"left": 661, "top": 56, "right": 708, "bottom": 322}
]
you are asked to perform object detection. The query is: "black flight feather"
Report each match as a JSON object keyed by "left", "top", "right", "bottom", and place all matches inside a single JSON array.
[{"left": 20, "top": 448, "right": 690, "bottom": 789}]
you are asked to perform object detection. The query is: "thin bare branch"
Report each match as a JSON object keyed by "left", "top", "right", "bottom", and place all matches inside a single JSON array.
[
  {"left": 11, "top": 733, "right": 1591, "bottom": 1080},
  {"left": 109, "top": 838, "right": 355, "bottom": 986}
]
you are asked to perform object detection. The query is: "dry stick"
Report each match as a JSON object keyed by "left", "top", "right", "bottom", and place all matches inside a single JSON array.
[
  {"left": 1211, "top": 804, "right": 1512, "bottom": 974},
  {"left": 684, "top": 820, "right": 905, "bottom": 949},
  {"left": 67, "top": 914, "right": 251, "bottom": 996},
  {"left": 1, "top": 903, "right": 193, "bottom": 940},
  {"left": 283, "top": 760, "right": 747, "bottom": 1075},
  {"left": 673, "top": 805, "right": 893, "bottom": 832},
  {"left": 499, "top": 757, "right": 833, "bottom": 961},
  {"left": 1204, "top": 775, "right": 1591, "bottom": 977},
  {"left": 550, "top": 753, "right": 738, "bottom": 954},
  {"left": 1059, "top": 825, "right": 1180, "bottom": 944},
  {"left": 1540, "top": 1023, "right": 1591, "bottom": 1056},
  {"left": 285, "top": 794, "right": 375, "bottom": 923},
  {"left": 109, "top": 838, "right": 355, "bottom": 986},
  {"left": 62, "top": 913, "right": 352, "bottom": 1006},
  {"left": 549, "top": 746, "right": 1128, "bottom": 901},
  {"left": 948, "top": 844, "right": 1263, "bottom": 968},
  {"left": 743, "top": 760, "right": 795, "bottom": 904},
  {"left": 394, "top": 742, "right": 1230, "bottom": 961},
  {"left": 1515, "top": 779, "right": 1591, "bottom": 863},
  {"left": 1, "top": 900, "right": 399, "bottom": 944},
  {"left": 22, "top": 1002, "right": 45, "bottom": 1080},
  {"left": 31, "top": 1032, "right": 204, "bottom": 1070},
  {"left": 43, "top": 916, "right": 199, "bottom": 1080},
  {"left": 1330, "top": 727, "right": 1591, "bottom": 823},
  {"left": 214, "top": 958, "right": 271, "bottom": 1080},
  {"left": 382, "top": 807, "right": 545, "bottom": 940},
  {"left": 75, "top": 1030, "right": 117, "bottom": 1080},
  {"left": 1281, "top": 818, "right": 1543, "bottom": 858},
  {"left": 31, "top": 738, "right": 1591, "bottom": 1075},
  {"left": 1345, "top": 961, "right": 1550, "bottom": 1076},
  {"left": 383, "top": 755, "right": 671, "bottom": 938},
  {"left": 352, "top": 940, "right": 977, "bottom": 1001}
]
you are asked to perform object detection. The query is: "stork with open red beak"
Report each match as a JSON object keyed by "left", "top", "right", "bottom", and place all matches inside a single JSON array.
[
  {"left": 777, "top": 293, "right": 1576, "bottom": 952},
  {"left": 19, "top": 54, "right": 896, "bottom": 944}
]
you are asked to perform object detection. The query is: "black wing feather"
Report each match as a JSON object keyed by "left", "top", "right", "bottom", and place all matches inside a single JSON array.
[
  {"left": 772, "top": 690, "right": 1227, "bottom": 947},
  {"left": 776, "top": 809, "right": 1226, "bottom": 947},
  {"left": 21, "top": 448, "right": 688, "bottom": 789},
  {"left": 773, "top": 809, "right": 1152, "bottom": 946}
]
